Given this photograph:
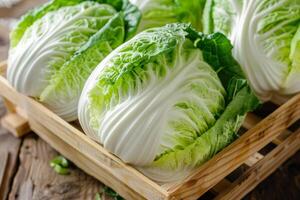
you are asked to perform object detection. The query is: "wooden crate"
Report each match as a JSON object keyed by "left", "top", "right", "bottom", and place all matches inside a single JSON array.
[{"left": 0, "top": 60, "right": 300, "bottom": 200}]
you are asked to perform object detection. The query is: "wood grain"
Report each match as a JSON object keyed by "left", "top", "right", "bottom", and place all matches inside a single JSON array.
[
  {"left": 0, "top": 98, "right": 22, "bottom": 200},
  {"left": 8, "top": 134, "right": 107, "bottom": 200}
]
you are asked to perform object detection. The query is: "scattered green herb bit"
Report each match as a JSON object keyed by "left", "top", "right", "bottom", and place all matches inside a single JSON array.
[
  {"left": 50, "top": 155, "right": 69, "bottom": 167},
  {"left": 50, "top": 155, "right": 70, "bottom": 175}
]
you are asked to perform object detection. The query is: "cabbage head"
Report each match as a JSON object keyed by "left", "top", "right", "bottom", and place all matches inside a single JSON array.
[
  {"left": 130, "top": 0, "right": 207, "bottom": 32},
  {"left": 78, "top": 23, "right": 259, "bottom": 182},
  {"left": 7, "top": 0, "right": 140, "bottom": 121},
  {"left": 204, "top": 0, "right": 300, "bottom": 100}
]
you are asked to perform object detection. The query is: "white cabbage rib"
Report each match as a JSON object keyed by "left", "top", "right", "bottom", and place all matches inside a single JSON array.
[
  {"left": 223, "top": 0, "right": 300, "bottom": 100},
  {"left": 79, "top": 38, "right": 225, "bottom": 182},
  {"left": 7, "top": 2, "right": 115, "bottom": 121}
]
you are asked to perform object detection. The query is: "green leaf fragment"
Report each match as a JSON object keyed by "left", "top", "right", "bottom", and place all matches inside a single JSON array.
[{"left": 50, "top": 155, "right": 70, "bottom": 175}]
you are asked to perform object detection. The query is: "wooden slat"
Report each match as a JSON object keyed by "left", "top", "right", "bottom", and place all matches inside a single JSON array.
[
  {"left": 0, "top": 74, "right": 168, "bottom": 200},
  {"left": 168, "top": 93, "right": 300, "bottom": 199},
  {"left": 1, "top": 112, "right": 30, "bottom": 137},
  {"left": 244, "top": 153, "right": 264, "bottom": 167},
  {"left": 244, "top": 113, "right": 291, "bottom": 145},
  {"left": 215, "top": 128, "right": 300, "bottom": 200},
  {"left": 0, "top": 98, "right": 22, "bottom": 200}
]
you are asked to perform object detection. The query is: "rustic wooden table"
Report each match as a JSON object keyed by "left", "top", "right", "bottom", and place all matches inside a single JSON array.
[{"left": 0, "top": 1, "right": 299, "bottom": 200}]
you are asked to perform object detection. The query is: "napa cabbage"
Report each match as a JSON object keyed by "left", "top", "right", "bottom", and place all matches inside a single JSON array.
[
  {"left": 78, "top": 23, "right": 259, "bottom": 182},
  {"left": 7, "top": 0, "right": 140, "bottom": 121},
  {"left": 130, "top": 0, "right": 207, "bottom": 32},
  {"left": 204, "top": 0, "right": 300, "bottom": 100}
]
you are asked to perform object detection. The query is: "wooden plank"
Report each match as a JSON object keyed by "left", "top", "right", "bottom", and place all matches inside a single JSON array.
[
  {"left": 0, "top": 98, "right": 22, "bottom": 200},
  {"left": 168, "top": 93, "right": 300, "bottom": 199},
  {"left": 244, "top": 113, "right": 291, "bottom": 145},
  {"left": 0, "top": 132, "right": 21, "bottom": 200},
  {"left": 244, "top": 153, "right": 264, "bottom": 167},
  {"left": 215, "top": 129, "right": 300, "bottom": 200},
  {"left": 8, "top": 133, "right": 107, "bottom": 200},
  {"left": 28, "top": 118, "right": 145, "bottom": 200}
]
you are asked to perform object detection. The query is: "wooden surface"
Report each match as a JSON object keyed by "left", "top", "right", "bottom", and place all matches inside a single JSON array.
[
  {"left": 8, "top": 133, "right": 105, "bottom": 200},
  {"left": 0, "top": 99, "right": 21, "bottom": 200},
  {"left": 0, "top": 1, "right": 300, "bottom": 200}
]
